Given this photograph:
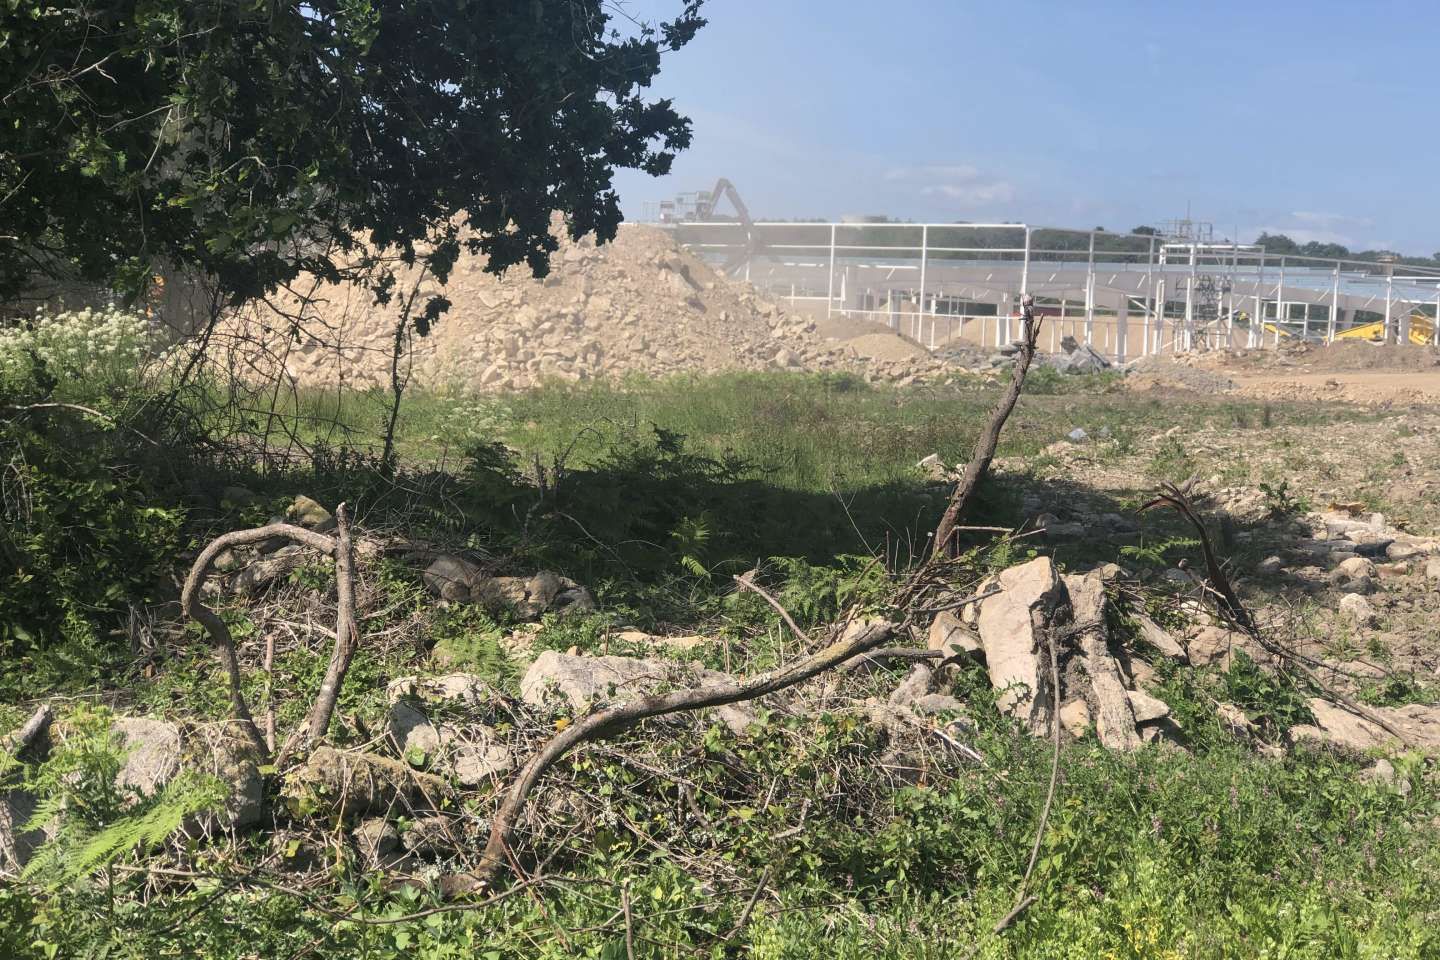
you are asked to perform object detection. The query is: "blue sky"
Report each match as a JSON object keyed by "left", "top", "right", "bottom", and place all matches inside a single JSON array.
[{"left": 610, "top": 0, "right": 1440, "bottom": 254}]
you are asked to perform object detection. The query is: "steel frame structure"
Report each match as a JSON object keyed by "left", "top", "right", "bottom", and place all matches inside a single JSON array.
[{"left": 655, "top": 220, "right": 1440, "bottom": 360}]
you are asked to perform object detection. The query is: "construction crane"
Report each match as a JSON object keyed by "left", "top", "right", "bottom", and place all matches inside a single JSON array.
[{"left": 654, "top": 179, "right": 763, "bottom": 277}]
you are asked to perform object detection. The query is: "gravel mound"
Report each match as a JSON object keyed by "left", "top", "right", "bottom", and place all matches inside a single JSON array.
[{"left": 211, "top": 222, "right": 983, "bottom": 392}]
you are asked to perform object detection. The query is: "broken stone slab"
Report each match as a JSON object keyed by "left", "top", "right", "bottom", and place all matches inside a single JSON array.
[
  {"left": 286, "top": 746, "right": 453, "bottom": 817},
  {"left": 520, "top": 651, "right": 758, "bottom": 736},
  {"left": 1302, "top": 699, "right": 1440, "bottom": 754},
  {"left": 113, "top": 717, "right": 183, "bottom": 797},
  {"left": 927, "top": 610, "right": 983, "bottom": 663},
  {"left": 1126, "top": 690, "right": 1171, "bottom": 724},
  {"left": 978, "top": 557, "right": 1066, "bottom": 735},
  {"left": 1185, "top": 625, "right": 1271, "bottom": 671},
  {"left": 1133, "top": 613, "right": 1189, "bottom": 663},
  {"left": 1064, "top": 571, "right": 1141, "bottom": 752},
  {"left": 1338, "top": 593, "right": 1377, "bottom": 627}
]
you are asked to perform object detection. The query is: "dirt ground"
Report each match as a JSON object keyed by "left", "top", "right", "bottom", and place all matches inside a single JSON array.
[{"left": 1127, "top": 342, "right": 1440, "bottom": 406}]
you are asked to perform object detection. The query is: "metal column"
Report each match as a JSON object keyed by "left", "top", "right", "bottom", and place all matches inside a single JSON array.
[
  {"left": 1328, "top": 265, "right": 1340, "bottom": 344},
  {"left": 1274, "top": 257, "right": 1285, "bottom": 348},
  {"left": 917, "top": 225, "right": 928, "bottom": 330},
  {"left": 1384, "top": 275, "right": 1394, "bottom": 344},
  {"left": 826, "top": 223, "right": 836, "bottom": 319},
  {"left": 1084, "top": 232, "right": 1096, "bottom": 346}
]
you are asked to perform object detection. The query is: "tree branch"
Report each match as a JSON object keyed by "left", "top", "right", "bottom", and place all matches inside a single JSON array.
[
  {"left": 459, "top": 618, "right": 902, "bottom": 894},
  {"left": 933, "top": 295, "right": 1042, "bottom": 558}
]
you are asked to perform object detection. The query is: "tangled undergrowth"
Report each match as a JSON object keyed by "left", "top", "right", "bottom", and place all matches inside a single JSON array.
[{"left": 1, "top": 308, "right": 1437, "bottom": 958}]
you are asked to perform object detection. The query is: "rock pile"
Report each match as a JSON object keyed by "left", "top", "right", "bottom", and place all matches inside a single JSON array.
[{"left": 211, "top": 222, "right": 977, "bottom": 392}]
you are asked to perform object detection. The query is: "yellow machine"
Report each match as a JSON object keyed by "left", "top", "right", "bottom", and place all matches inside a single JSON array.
[{"left": 1333, "top": 313, "right": 1437, "bottom": 346}]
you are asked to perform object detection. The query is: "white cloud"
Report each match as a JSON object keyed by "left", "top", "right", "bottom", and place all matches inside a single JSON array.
[
  {"left": 883, "top": 163, "right": 1014, "bottom": 208},
  {"left": 922, "top": 181, "right": 1015, "bottom": 204}
]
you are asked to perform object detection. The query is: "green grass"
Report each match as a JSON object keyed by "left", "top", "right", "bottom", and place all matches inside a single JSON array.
[{"left": 4, "top": 367, "right": 1433, "bottom": 960}]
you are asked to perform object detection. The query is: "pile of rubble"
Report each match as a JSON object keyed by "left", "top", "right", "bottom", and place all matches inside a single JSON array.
[{"left": 210, "top": 223, "right": 980, "bottom": 392}]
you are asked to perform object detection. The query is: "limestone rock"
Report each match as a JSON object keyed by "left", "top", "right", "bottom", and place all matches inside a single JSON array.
[
  {"left": 1133, "top": 613, "right": 1189, "bottom": 663},
  {"left": 422, "top": 555, "right": 486, "bottom": 603},
  {"left": 287, "top": 747, "right": 452, "bottom": 817},
  {"left": 1215, "top": 702, "right": 1255, "bottom": 739},
  {"left": 1065, "top": 571, "right": 1141, "bottom": 752},
  {"left": 978, "top": 557, "right": 1066, "bottom": 733},
  {"left": 0, "top": 790, "right": 42, "bottom": 877},
  {"left": 1126, "top": 690, "right": 1171, "bottom": 724},
  {"left": 911, "top": 694, "right": 967, "bottom": 716},
  {"left": 520, "top": 651, "right": 757, "bottom": 735},
  {"left": 1186, "top": 626, "right": 1268, "bottom": 671},
  {"left": 1338, "top": 593, "right": 1376, "bottom": 627},
  {"left": 1060, "top": 699, "right": 1092, "bottom": 738},
  {"left": 112, "top": 717, "right": 183, "bottom": 797},
  {"left": 353, "top": 817, "right": 407, "bottom": 869},
  {"left": 286, "top": 495, "right": 336, "bottom": 532},
  {"left": 232, "top": 544, "right": 312, "bottom": 595},
  {"left": 927, "top": 610, "right": 983, "bottom": 662},
  {"left": 1304, "top": 699, "right": 1440, "bottom": 754}
]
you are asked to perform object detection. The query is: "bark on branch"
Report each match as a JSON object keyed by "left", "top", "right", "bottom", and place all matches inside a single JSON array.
[
  {"left": 460, "top": 618, "right": 902, "bottom": 894},
  {"left": 932, "top": 295, "right": 1042, "bottom": 559},
  {"left": 181, "top": 505, "right": 361, "bottom": 764}
]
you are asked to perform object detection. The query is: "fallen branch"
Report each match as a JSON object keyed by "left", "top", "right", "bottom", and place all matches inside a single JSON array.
[
  {"left": 461, "top": 618, "right": 902, "bottom": 894},
  {"left": 277, "top": 504, "right": 360, "bottom": 766},
  {"left": 181, "top": 506, "right": 361, "bottom": 763},
  {"left": 933, "top": 295, "right": 1043, "bottom": 559},
  {"left": 2, "top": 704, "right": 53, "bottom": 758}
]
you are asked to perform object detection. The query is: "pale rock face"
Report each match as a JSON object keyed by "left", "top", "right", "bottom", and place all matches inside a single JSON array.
[{"left": 977, "top": 557, "right": 1066, "bottom": 734}]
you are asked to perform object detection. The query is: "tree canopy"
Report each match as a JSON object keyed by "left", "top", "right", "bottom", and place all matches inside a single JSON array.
[{"left": 0, "top": 0, "right": 706, "bottom": 316}]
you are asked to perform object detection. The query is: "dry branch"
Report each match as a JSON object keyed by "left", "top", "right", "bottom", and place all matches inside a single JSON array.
[
  {"left": 182, "top": 506, "right": 362, "bottom": 764},
  {"left": 933, "top": 295, "right": 1043, "bottom": 558},
  {"left": 459, "top": 618, "right": 903, "bottom": 894},
  {"left": 2, "top": 704, "right": 52, "bottom": 758}
]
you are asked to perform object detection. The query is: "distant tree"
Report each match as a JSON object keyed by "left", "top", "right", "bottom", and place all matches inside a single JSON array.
[
  {"left": 0, "top": 1, "right": 706, "bottom": 322},
  {"left": 1131, "top": 225, "right": 1158, "bottom": 236},
  {"left": 1254, "top": 233, "right": 1300, "bottom": 255}
]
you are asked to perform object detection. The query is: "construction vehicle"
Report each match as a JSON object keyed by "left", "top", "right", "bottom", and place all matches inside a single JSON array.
[
  {"left": 656, "top": 179, "right": 763, "bottom": 277},
  {"left": 1332, "top": 313, "right": 1437, "bottom": 346}
]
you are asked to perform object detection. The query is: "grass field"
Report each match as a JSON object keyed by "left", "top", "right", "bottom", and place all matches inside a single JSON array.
[{"left": 3, "top": 365, "right": 1436, "bottom": 960}]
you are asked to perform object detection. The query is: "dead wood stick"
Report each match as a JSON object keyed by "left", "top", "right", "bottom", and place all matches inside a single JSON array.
[
  {"left": 3, "top": 704, "right": 53, "bottom": 758},
  {"left": 282, "top": 503, "right": 360, "bottom": 764},
  {"left": 722, "top": 866, "right": 773, "bottom": 942},
  {"left": 733, "top": 572, "right": 806, "bottom": 642},
  {"left": 622, "top": 887, "right": 636, "bottom": 960},
  {"left": 182, "top": 522, "right": 336, "bottom": 757},
  {"left": 838, "top": 647, "right": 941, "bottom": 673},
  {"left": 462, "top": 619, "right": 901, "bottom": 893},
  {"left": 932, "top": 296, "right": 1043, "bottom": 559}
]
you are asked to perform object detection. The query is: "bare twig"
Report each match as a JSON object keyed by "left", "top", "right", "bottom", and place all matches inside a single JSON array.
[
  {"left": 733, "top": 571, "right": 806, "bottom": 643},
  {"left": 933, "top": 295, "right": 1042, "bottom": 558},
  {"left": 182, "top": 522, "right": 336, "bottom": 756},
  {"left": 722, "top": 867, "right": 773, "bottom": 942}
]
